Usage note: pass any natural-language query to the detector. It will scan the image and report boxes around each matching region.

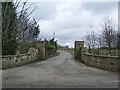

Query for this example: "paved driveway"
[2,50,118,88]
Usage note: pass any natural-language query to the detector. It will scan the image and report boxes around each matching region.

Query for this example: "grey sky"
[25,1,118,48]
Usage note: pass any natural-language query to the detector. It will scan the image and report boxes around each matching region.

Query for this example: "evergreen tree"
[2,2,18,55]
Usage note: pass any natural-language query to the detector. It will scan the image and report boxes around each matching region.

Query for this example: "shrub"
[17,42,30,54]
[47,44,54,49]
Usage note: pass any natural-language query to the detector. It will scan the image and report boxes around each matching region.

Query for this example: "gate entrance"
[74,41,84,59]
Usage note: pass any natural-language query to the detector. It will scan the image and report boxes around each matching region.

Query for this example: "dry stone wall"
[1,48,40,69]
[81,49,120,72]
[1,41,56,69]
[35,41,46,59]
[74,41,120,72]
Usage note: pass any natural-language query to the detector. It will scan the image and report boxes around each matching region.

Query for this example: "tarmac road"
[2,50,118,88]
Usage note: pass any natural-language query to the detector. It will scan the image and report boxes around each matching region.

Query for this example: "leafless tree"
[97,34,105,48]
[101,17,117,50]
[14,1,39,42]
[85,30,97,50]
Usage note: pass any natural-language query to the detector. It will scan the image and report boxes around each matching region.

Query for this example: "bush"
[16,42,30,54]
[47,44,54,49]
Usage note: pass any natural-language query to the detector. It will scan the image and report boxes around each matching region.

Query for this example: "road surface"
[2,50,118,88]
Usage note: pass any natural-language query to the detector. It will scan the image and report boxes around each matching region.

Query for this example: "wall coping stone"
[84,53,120,59]
[0,53,31,58]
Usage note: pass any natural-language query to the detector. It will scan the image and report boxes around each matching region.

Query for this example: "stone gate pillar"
[74,41,84,59]
[35,41,46,60]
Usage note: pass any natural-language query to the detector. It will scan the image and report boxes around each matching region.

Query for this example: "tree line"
[85,17,120,54]
[2,1,40,55]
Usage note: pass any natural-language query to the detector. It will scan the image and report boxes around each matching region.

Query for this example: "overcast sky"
[24,1,118,48]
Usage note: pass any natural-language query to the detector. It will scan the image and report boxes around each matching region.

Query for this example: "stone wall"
[1,41,57,69]
[74,41,120,72]
[81,49,120,72]
[1,41,47,69]
[1,48,40,69]
[35,41,46,60]
[74,41,84,59]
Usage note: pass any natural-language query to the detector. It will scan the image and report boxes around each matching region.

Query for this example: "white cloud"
[33,2,118,48]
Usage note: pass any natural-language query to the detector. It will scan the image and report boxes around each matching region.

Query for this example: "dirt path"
[2,50,118,88]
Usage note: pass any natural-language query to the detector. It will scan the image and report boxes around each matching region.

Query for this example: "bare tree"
[85,25,97,50]
[101,17,117,51]
[85,30,97,54]
[97,34,105,48]
[14,1,39,42]
[15,1,40,54]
